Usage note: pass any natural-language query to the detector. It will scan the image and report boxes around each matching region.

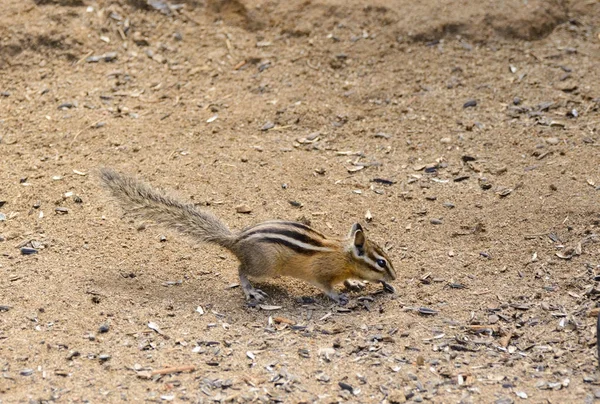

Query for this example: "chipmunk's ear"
[349,223,365,254]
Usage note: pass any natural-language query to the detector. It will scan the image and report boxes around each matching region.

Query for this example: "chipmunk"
[99,168,396,304]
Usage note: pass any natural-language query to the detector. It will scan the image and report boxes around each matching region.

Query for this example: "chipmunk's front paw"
[344,280,366,292]
[324,288,349,305]
[333,293,349,306]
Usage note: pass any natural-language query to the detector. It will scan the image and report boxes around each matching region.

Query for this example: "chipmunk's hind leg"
[238,266,269,302]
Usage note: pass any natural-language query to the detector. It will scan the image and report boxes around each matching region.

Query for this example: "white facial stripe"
[246,233,335,252]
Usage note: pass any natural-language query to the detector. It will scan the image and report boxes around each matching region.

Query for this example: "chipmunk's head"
[346,223,396,282]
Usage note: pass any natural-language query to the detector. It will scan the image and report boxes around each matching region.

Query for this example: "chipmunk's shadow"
[246,279,393,309]
[91,268,392,313]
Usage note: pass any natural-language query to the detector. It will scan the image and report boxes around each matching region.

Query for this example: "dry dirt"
[1,0,600,402]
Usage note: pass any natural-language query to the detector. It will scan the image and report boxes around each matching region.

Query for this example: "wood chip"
[273,316,296,325]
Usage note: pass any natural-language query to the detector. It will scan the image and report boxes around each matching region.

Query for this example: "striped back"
[237,221,335,255]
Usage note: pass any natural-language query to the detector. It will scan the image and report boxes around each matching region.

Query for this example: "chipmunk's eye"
[376,259,387,268]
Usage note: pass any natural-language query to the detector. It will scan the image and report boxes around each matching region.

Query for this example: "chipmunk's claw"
[245,288,269,302]
[239,272,268,302]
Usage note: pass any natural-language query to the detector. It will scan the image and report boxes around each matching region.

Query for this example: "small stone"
[338,381,354,394]
[102,52,118,62]
[546,137,560,145]
[261,121,275,131]
[98,323,110,333]
[20,247,38,255]
[430,218,443,225]
[388,391,407,404]
[20,369,34,376]
[235,204,252,214]
[66,350,80,360]
[58,102,76,110]
[463,99,477,108]
[515,391,528,399]
[316,373,330,382]
[98,353,111,361]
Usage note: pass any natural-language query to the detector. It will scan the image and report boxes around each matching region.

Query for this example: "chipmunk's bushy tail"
[99,168,235,248]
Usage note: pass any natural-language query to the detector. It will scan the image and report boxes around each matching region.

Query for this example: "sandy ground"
[1,0,600,402]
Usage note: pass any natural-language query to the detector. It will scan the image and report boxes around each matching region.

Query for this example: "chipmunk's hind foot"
[239,271,269,302]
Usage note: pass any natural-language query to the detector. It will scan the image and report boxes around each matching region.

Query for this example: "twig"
[151,365,196,375]
[466,324,499,334]
[69,120,103,147]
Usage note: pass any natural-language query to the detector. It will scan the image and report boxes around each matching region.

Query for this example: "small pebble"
[66,350,80,360]
[261,121,275,131]
[20,369,34,376]
[98,353,111,361]
[20,247,38,255]
[463,99,477,108]
[235,204,252,214]
[98,323,110,333]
